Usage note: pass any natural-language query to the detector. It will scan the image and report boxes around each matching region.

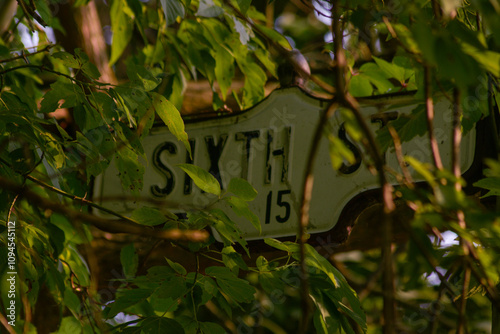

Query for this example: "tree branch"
[331,1,396,332]
[0,64,112,86]
[0,175,209,242]
[424,66,443,170]
[297,102,336,334]
[0,44,54,63]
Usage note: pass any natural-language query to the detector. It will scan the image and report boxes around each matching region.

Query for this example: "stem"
[297,102,336,334]
[0,175,209,242]
[332,1,396,332]
[0,312,16,334]
[452,88,462,182]
[0,64,112,86]
[452,88,470,334]
[0,44,54,63]
[387,125,414,187]
[424,66,444,170]
[458,263,471,334]
[0,156,142,225]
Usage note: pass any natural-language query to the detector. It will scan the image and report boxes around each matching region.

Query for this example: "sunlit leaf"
[149,92,191,156]
[177,164,221,196]
[110,0,134,65]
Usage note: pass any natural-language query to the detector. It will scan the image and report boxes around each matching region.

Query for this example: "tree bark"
[54,0,116,84]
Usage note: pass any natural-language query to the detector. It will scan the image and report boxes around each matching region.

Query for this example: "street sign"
[93,87,476,240]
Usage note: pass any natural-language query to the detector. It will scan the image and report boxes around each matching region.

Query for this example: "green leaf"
[306,251,365,330]
[166,258,187,275]
[327,134,356,170]
[141,316,185,334]
[197,0,224,17]
[349,75,373,97]
[177,164,221,196]
[107,289,153,318]
[255,24,292,51]
[41,78,79,113]
[52,51,80,68]
[311,296,341,334]
[230,16,250,45]
[53,316,82,334]
[149,92,191,156]
[199,322,226,334]
[131,207,168,226]
[221,245,248,274]
[405,156,437,187]
[254,48,277,78]
[147,266,176,280]
[161,0,185,26]
[359,62,395,93]
[375,104,427,152]
[150,296,178,313]
[213,47,234,100]
[75,49,101,80]
[223,196,261,233]
[473,177,500,198]
[126,62,162,91]
[110,0,135,65]
[227,178,257,201]
[372,56,406,82]
[121,243,138,278]
[210,208,249,254]
[236,53,267,108]
[113,121,144,157]
[114,146,145,196]
[151,276,188,312]
[205,266,256,304]
[264,238,300,253]
[156,275,187,299]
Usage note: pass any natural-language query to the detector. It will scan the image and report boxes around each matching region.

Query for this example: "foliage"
[0,0,500,333]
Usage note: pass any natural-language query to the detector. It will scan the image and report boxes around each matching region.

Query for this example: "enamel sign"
[93,88,476,240]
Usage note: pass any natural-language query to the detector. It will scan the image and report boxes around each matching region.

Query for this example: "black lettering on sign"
[265,126,292,184]
[151,142,176,197]
[183,139,196,195]
[338,123,362,174]
[235,130,260,180]
[205,134,228,189]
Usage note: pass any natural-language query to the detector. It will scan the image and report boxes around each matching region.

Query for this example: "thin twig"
[424,66,443,170]
[0,44,54,63]
[0,175,209,242]
[382,16,415,56]
[430,261,460,334]
[0,312,16,334]
[387,124,414,187]
[0,156,146,225]
[452,88,462,183]
[0,64,111,86]
[297,100,337,333]
[452,88,470,334]
[431,0,442,19]
[458,262,471,334]
[464,245,500,310]
[7,194,19,223]
[332,0,396,332]
[403,221,461,308]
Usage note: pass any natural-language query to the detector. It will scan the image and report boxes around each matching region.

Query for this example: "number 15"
[265,190,292,224]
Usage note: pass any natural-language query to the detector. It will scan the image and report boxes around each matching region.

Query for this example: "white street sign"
[94,87,476,240]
